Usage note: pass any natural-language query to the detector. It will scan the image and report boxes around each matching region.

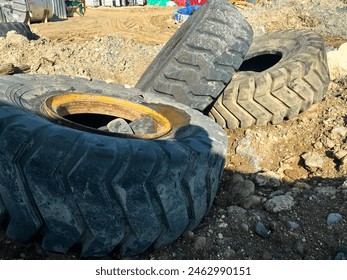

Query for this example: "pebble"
[314,186,337,197]
[254,171,282,187]
[223,248,236,259]
[182,230,195,240]
[286,221,300,230]
[294,240,305,255]
[254,221,270,239]
[193,236,207,250]
[327,213,342,225]
[227,180,255,204]
[269,190,285,198]
[264,195,295,213]
[241,223,249,232]
[240,195,263,209]
[331,126,347,138]
[293,182,312,189]
[218,233,224,239]
[302,152,324,171]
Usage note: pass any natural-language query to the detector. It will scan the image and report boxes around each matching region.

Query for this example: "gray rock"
[264,195,294,213]
[286,221,300,230]
[254,171,282,187]
[227,206,248,219]
[327,213,343,225]
[229,173,244,185]
[240,195,262,209]
[193,236,207,250]
[314,186,337,197]
[331,126,347,138]
[255,221,270,239]
[294,240,305,255]
[223,248,236,259]
[302,152,324,171]
[129,116,156,134]
[269,190,285,198]
[107,118,134,134]
[182,230,195,240]
[228,180,255,199]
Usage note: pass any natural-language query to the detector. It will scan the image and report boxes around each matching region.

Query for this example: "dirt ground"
[0,0,347,260]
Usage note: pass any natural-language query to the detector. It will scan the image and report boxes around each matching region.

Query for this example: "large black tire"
[0,22,33,39]
[209,29,330,129]
[136,0,253,111]
[0,74,227,257]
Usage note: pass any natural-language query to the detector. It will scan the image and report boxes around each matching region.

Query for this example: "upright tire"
[0,74,227,257]
[136,0,253,111]
[209,29,330,129]
[0,22,33,39]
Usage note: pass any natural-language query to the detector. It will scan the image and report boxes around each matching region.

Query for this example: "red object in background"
[174,0,208,7]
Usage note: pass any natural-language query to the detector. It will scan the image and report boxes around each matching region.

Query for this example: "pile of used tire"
[0,0,330,257]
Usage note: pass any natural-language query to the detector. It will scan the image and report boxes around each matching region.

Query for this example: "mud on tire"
[0,74,227,257]
[209,29,330,129]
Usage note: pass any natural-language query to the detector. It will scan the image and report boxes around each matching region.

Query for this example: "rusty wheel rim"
[43,93,172,139]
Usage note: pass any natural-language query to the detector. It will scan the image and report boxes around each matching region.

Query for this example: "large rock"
[265,195,295,213]
[327,42,347,80]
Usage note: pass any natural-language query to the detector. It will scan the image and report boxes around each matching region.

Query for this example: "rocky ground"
[0,0,347,260]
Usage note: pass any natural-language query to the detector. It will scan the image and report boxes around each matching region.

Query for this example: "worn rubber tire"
[0,74,227,257]
[209,29,330,129]
[136,0,253,111]
[0,22,33,39]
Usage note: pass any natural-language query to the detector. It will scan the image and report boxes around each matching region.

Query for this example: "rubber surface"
[0,22,33,39]
[209,29,330,129]
[136,0,253,111]
[0,74,227,257]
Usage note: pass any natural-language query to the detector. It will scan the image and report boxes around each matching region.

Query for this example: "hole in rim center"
[64,113,121,129]
[238,53,282,72]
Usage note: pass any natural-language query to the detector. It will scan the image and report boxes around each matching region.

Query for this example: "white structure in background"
[85,0,145,7]
[0,0,67,23]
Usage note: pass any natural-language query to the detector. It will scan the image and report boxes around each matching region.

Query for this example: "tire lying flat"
[0,22,33,39]
[0,74,227,257]
[136,0,253,111]
[209,29,330,129]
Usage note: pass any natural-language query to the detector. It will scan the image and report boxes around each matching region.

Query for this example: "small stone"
[193,236,207,250]
[254,221,270,239]
[327,213,343,225]
[254,171,282,187]
[331,126,347,138]
[229,173,244,185]
[227,179,255,204]
[269,190,285,198]
[227,206,247,218]
[313,141,323,150]
[335,150,347,160]
[107,118,134,134]
[314,186,337,197]
[262,251,272,260]
[241,223,249,232]
[294,240,305,255]
[293,182,312,189]
[302,152,324,171]
[286,221,300,230]
[182,230,195,240]
[223,248,236,259]
[264,195,294,213]
[129,116,156,134]
[240,195,262,209]
[218,233,224,239]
